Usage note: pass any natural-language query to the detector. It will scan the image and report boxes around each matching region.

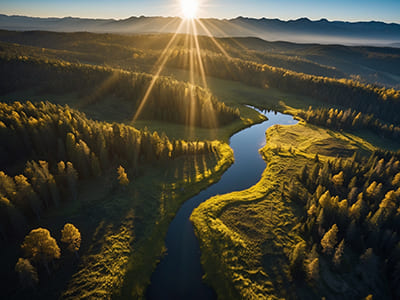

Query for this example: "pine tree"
[306,258,319,281]
[14,175,41,220]
[333,239,345,266]
[332,171,344,186]
[289,241,306,278]
[319,190,331,208]
[321,224,339,255]
[117,165,129,186]
[66,162,78,201]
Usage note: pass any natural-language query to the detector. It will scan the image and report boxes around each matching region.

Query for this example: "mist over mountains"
[0,14,400,47]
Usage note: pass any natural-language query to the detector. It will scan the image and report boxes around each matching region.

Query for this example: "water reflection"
[147,108,298,299]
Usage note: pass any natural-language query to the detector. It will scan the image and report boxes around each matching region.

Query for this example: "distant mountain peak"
[0,14,399,47]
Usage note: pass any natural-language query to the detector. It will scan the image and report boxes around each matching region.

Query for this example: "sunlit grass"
[191,122,381,299]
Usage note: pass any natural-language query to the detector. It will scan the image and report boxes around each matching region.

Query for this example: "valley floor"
[191,122,391,299]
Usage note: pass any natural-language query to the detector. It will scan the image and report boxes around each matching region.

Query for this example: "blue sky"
[1,0,399,23]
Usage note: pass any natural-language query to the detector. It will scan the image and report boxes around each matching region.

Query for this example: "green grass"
[343,129,400,152]
[190,122,385,299]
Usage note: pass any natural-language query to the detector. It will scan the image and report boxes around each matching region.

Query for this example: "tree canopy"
[61,223,81,254]
[21,228,60,273]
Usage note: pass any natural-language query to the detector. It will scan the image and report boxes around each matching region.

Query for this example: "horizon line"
[1,13,399,26]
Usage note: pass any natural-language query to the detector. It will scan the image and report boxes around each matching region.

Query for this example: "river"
[147,109,298,299]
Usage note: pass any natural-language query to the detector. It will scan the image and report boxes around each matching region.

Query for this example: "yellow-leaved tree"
[21,228,60,274]
[61,223,81,258]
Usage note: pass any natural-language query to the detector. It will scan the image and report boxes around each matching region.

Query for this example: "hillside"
[1,30,399,89]
[0,14,400,46]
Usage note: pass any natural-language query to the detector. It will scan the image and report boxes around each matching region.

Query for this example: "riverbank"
[191,122,379,299]
[146,110,297,299]
[110,142,234,299]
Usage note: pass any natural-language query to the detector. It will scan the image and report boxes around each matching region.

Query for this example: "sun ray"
[191,19,218,131]
[191,19,208,89]
[132,19,186,123]
[181,19,191,68]
[79,71,120,108]
[188,26,197,132]
[195,18,231,60]
[201,19,250,53]
[158,16,184,35]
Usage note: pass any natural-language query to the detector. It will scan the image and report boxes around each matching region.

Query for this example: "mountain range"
[0,14,399,47]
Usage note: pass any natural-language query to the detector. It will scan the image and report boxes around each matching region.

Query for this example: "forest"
[297,107,400,139]
[1,31,399,126]
[0,101,225,239]
[0,99,233,298]
[0,28,399,299]
[293,149,400,298]
[0,54,240,128]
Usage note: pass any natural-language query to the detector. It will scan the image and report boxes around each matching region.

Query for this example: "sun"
[180,0,198,19]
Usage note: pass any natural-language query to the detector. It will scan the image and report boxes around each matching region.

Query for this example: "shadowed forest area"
[0,28,399,299]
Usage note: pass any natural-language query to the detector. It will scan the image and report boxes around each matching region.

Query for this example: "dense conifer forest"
[297,107,400,139]
[0,55,240,128]
[0,101,224,239]
[292,150,400,298]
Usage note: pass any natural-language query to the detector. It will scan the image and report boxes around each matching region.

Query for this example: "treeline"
[163,48,344,79]
[3,34,400,126]
[1,30,399,125]
[165,51,400,125]
[241,51,345,78]
[0,31,356,79]
[0,54,240,128]
[0,101,222,239]
[297,107,400,139]
[288,151,400,297]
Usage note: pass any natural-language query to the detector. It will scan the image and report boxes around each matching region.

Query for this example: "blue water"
[146,109,298,299]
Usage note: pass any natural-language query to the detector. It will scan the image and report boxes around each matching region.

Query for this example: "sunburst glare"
[133,0,233,134]
[181,0,198,19]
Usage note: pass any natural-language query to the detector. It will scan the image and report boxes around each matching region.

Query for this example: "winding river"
[147,109,298,299]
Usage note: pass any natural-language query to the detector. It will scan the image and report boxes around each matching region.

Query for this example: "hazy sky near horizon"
[1,0,399,23]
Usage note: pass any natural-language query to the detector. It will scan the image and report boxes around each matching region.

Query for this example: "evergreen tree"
[117,165,129,186]
[289,241,306,278]
[332,171,344,187]
[333,239,345,266]
[306,258,319,281]
[321,224,339,255]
